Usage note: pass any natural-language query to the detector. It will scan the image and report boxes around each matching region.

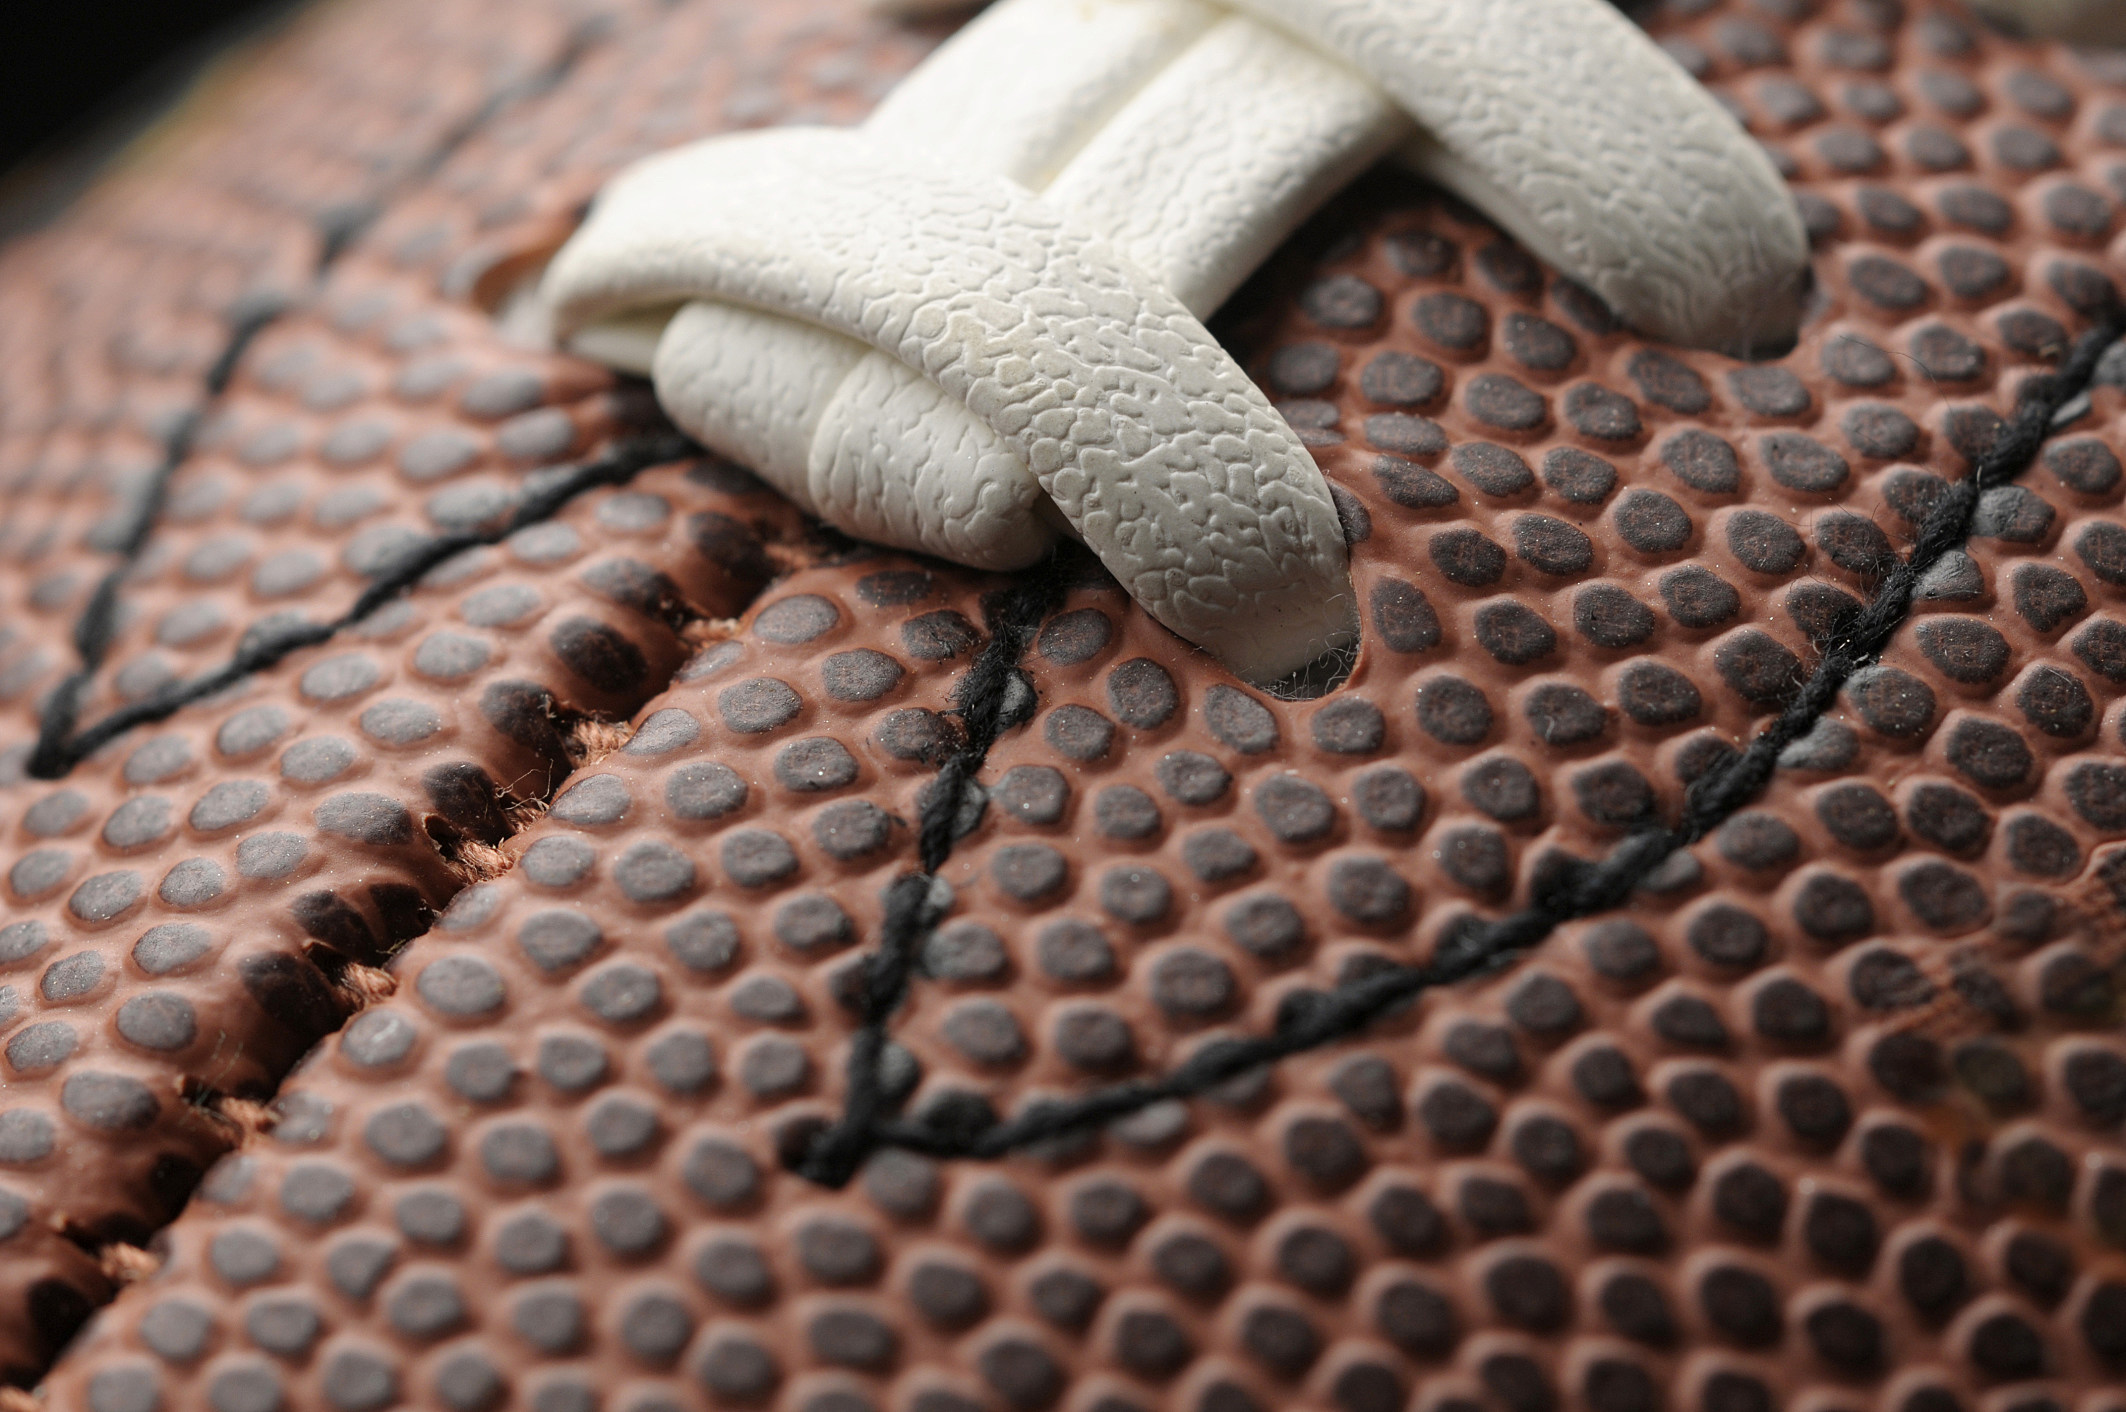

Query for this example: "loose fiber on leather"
[4,0,2126,1409]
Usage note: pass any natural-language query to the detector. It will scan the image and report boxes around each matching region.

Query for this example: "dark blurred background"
[0,0,291,226]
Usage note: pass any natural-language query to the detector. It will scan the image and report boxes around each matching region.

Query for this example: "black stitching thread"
[25,18,611,781]
[795,562,1071,1187]
[25,2,2120,1175]
[797,305,2126,1174]
[312,16,610,271]
[26,303,283,780]
[28,431,695,778]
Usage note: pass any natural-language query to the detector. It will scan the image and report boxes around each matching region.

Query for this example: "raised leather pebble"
[10,4,2126,1412]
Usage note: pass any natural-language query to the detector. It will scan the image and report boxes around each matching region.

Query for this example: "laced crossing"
[540,0,1807,684]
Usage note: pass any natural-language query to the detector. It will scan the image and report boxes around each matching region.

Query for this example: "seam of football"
[25,14,614,783]
[805,305,2126,1171]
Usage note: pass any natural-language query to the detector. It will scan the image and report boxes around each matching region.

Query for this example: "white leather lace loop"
[543,0,1813,683]
[873,0,1809,353]
[548,129,1355,682]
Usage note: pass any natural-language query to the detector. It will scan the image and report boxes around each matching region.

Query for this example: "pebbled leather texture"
[13,1,2126,1407]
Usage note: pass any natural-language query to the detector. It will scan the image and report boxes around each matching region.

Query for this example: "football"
[3,2,2126,1411]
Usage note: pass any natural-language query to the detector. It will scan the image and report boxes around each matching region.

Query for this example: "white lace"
[541,0,1808,684]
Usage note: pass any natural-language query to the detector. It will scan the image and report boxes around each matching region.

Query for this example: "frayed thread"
[566,717,636,765]
[210,1097,277,1143]
[443,839,514,885]
[334,964,399,1008]
[97,1245,158,1287]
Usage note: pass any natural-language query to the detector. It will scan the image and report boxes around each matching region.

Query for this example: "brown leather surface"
[0,0,918,1379]
[3,0,2126,1408]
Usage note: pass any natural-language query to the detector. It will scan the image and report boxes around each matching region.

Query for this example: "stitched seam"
[24,17,610,781]
[31,431,696,776]
[26,306,281,780]
[796,305,2126,1174]
[795,562,1071,1187]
